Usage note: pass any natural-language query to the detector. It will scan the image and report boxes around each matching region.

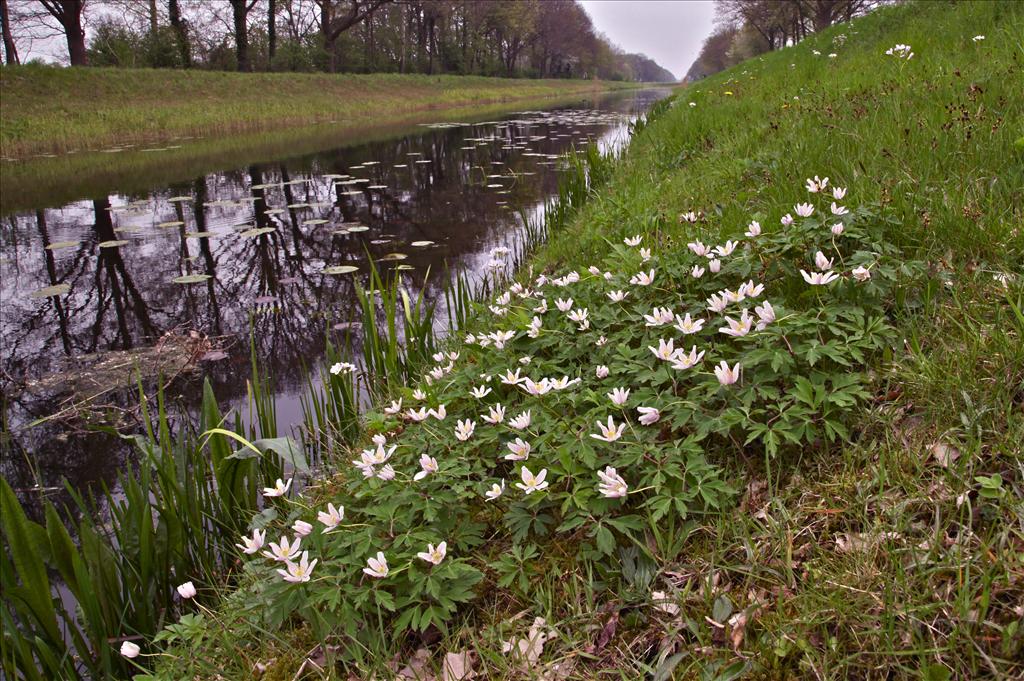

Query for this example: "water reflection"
[0,89,670,511]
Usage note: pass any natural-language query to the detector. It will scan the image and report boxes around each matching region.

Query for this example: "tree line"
[686,0,887,81]
[0,0,676,82]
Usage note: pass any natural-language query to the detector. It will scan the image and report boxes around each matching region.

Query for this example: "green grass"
[13,1,1023,679]
[0,65,640,160]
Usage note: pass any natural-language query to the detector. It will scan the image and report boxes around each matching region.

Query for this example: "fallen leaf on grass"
[651,590,680,616]
[501,617,551,669]
[442,651,476,681]
[835,531,901,553]
[928,442,960,468]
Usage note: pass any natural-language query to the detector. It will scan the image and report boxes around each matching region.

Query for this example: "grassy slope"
[0,66,638,159]
[155,2,1022,679]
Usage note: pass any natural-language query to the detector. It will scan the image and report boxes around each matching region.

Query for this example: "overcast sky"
[579,0,716,81]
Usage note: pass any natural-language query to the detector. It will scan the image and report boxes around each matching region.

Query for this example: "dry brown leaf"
[728,610,753,652]
[398,648,434,680]
[442,651,476,681]
[929,442,960,468]
[501,617,551,669]
[836,531,900,553]
[651,590,680,616]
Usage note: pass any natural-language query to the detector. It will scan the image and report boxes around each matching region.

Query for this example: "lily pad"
[158,221,185,228]
[46,240,81,250]
[411,240,435,247]
[303,219,329,226]
[185,231,216,239]
[113,225,144,233]
[168,196,192,202]
[263,208,285,215]
[380,252,408,261]
[347,226,369,233]
[324,265,359,275]
[30,284,70,299]
[98,240,129,248]
[395,264,415,271]
[172,274,211,284]
[239,227,276,238]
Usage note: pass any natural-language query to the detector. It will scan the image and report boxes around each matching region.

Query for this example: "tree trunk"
[268,0,277,65]
[148,0,158,33]
[63,0,88,66]
[0,0,19,64]
[230,0,251,72]
[167,0,191,67]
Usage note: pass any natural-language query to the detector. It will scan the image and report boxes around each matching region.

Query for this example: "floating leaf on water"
[287,203,309,209]
[282,180,306,186]
[347,226,369,232]
[393,164,408,168]
[185,231,216,239]
[167,196,192,202]
[395,264,415,271]
[45,240,80,250]
[113,225,144,233]
[367,185,388,190]
[323,174,345,179]
[239,227,276,238]
[158,221,185,228]
[30,283,70,299]
[332,228,350,235]
[338,191,362,196]
[380,252,408,261]
[98,240,129,248]
[172,273,211,284]
[303,219,328,226]
[411,240,435,247]
[263,208,285,215]
[324,265,359,275]
[336,179,359,185]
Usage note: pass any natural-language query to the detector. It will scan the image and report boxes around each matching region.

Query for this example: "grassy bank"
[5,1,1022,679]
[0,66,640,160]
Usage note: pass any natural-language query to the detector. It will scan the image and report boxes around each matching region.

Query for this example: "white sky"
[580,0,716,81]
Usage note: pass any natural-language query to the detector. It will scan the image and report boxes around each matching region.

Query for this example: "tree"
[229,0,258,71]
[1,0,19,64]
[39,0,89,65]
[314,0,389,72]
[167,0,191,67]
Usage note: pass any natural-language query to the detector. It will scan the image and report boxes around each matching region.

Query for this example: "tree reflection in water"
[0,90,669,516]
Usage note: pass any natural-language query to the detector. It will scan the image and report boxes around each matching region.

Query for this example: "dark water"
[0,87,670,506]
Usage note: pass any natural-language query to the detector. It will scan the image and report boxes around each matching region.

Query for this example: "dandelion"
[719,309,755,337]
[649,338,676,361]
[482,403,506,424]
[471,385,492,399]
[292,520,313,537]
[624,235,642,246]
[852,265,872,282]
[596,365,609,379]
[630,270,656,286]
[485,480,506,501]
[414,454,439,481]
[555,298,574,312]
[781,214,794,227]
[177,581,197,599]
[236,528,267,555]
[608,387,630,406]
[363,552,389,578]
[417,542,447,566]
[670,345,705,370]
[745,221,761,237]
[262,535,301,562]
[831,223,845,236]
[262,478,291,498]
[815,251,835,270]
[754,301,776,330]
[607,290,628,302]
[708,258,722,273]
[691,265,705,278]
[644,306,674,326]
[675,313,705,335]
[687,240,709,256]
[637,406,661,426]
[830,202,848,216]
[277,551,317,583]
[591,416,626,442]
[795,203,814,217]
[800,269,841,285]
[516,466,549,494]
[317,503,344,530]
[509,410,532,430]
[455,419,476,442]
[120,642,141,659]
[505,438,532,461]
[597,467,628,498]
[714,361,742,386]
